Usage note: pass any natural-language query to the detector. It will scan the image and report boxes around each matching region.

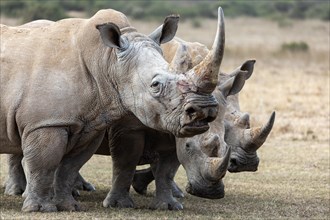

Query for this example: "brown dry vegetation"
[0,14,329,219]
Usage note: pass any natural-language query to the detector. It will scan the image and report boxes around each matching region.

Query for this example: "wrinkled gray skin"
[5,8,275,206]
[98,8,226,210]
[131,46,275,196]
[0,8,221,212]
[223,70,276,173]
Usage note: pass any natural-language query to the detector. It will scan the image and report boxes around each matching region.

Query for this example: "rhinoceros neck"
[74,14,135,123]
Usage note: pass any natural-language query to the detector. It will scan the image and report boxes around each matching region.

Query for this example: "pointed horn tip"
[268,111,276,127]
[218,7,224,16]
[223,145,231,159]
[271,111,276,119]
[257,111,276,138]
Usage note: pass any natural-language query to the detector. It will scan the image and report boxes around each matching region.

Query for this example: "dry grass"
[1,15,329,219]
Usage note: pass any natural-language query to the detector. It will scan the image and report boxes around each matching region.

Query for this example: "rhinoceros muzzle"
[180,94,219,137]
[185,181,225,199]
[227,156,259,173]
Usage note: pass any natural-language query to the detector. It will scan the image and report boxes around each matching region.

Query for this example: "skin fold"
[0,8,222,212]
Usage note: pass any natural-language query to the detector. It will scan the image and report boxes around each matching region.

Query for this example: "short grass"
[1,14,329,220]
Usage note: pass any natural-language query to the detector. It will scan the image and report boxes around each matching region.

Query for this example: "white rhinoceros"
[131,41,275,197]
[1,7,224,212]
[4,7,275,209]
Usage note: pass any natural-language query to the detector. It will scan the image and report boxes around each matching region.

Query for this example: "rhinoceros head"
[175,70,247,199]
[223,61,276,172]
[225,110,275,172]
[95,7,226,137]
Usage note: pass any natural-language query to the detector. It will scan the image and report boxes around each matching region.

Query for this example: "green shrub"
[281,41,309,52]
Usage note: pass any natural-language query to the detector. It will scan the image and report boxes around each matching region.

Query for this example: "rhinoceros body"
[131,39,275,197]
[4,7,275,208]
[0,8,223,212]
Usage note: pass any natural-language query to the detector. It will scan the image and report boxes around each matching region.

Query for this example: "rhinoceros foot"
[74,174,96,192]
[22,196,57,212]
[54,195,82,211]
[72,175,96,198]
[4,181,25,196]
[171,182,184,198]
[103,193,134,208]
[149,197,183,211]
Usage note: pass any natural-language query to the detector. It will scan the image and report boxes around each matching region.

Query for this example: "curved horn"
[203,145,231,182]
[187,7,225,94]
[243,111,276,151]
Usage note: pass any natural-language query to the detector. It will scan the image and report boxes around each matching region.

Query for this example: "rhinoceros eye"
[151,81,160,88]
[150,78,163,96]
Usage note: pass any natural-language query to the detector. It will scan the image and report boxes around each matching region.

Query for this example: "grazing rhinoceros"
[131,40,275,196]
[0,7,223,212]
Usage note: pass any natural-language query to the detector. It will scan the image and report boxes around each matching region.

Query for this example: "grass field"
[0,13,329,219]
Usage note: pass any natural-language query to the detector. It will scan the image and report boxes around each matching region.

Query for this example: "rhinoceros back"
[0,9,133,154]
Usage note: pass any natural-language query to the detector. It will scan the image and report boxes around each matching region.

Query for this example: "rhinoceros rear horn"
[203,145,231,182]
[186,7,225,94]
[243,111,276,151]
[96,22,123,49]
[170,42,192,74]
[149,15,180,45]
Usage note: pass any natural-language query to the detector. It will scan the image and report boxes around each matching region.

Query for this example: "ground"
[0,14,329,219]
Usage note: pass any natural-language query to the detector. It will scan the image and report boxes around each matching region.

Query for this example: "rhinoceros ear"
[96,22,123,49]
[149,15,179,45]
[229,60,256,80]
[240,60,255,79]
[219,71,246,98]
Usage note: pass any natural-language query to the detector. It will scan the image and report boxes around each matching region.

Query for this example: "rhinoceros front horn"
[203,145,231,182]
[187,7,225,94]
[243,111,276,151]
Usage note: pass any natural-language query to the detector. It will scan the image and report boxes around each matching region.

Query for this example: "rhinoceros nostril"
[185,107,196,116]
[230,158,237,166]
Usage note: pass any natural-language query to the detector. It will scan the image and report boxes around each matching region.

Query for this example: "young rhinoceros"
[0,8,222,212]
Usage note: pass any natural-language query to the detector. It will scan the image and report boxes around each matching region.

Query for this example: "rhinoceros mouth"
[227,164,258,173]
[185,182,224,199]
[227,157,259,173]
[181,119,210,136]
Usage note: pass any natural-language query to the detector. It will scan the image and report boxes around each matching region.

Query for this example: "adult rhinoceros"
[3,7,229,211]
[0,7,223,212]
[131,40,275,197]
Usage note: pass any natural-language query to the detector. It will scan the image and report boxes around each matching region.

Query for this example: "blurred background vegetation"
[0,0,329,23]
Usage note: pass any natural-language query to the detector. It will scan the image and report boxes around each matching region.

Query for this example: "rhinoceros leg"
[170,177,184,198]
[132,167,154,195]
[133,166,184,198]
[149,152,183,210]
[4,154,26,196]
[72,173,96,197]
[21,128,67,212]
[103,131,144,209]
[52,131,105,211]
